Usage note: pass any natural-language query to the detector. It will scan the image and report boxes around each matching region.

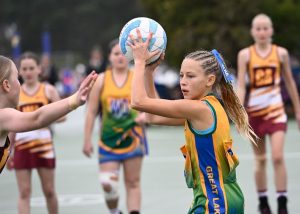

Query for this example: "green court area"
[1,108,300,213]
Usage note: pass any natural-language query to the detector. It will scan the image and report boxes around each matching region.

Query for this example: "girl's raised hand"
[145,52,165,73]
[128,29,160,64]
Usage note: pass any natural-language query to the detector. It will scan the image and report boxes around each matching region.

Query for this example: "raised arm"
[143,57,184,126]
[0,72,97,133]
[130,31,211,129]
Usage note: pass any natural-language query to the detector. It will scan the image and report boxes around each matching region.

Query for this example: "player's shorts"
[13,129,55,169]
[14,146,55,169]
[249,115,287,138]
[98,126,148,164]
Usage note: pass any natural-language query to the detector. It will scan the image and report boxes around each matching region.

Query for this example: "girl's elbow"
[130,100,143,111]
[130,101,140,110]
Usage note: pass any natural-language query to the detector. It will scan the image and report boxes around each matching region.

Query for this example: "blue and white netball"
[119,17,167,64]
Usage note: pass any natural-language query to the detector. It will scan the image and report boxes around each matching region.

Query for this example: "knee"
[43,187,56,199]
[272,154,284,166]
[19,187,31,199]
[99,171,119,201]
[255,155,267,168]
[125,176,140,190]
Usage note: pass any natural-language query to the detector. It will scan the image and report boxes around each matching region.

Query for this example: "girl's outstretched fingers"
[129,34,136,47]
[69,71,98,110]
[81,71,97,90]
[80,71,98,102]
[145,31,153,45]
[136,28,143,43]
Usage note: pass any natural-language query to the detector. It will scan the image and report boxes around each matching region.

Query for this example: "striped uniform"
[13,84,55,169]
[0,137,10,173]
[98,70,148,163]
[181,95,244,214]
[246,45,287,137]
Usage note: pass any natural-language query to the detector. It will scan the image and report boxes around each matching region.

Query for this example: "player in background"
[0,55,97,174]
[6,52,66,214]
[83,39,148,214]
[237,13,300,214]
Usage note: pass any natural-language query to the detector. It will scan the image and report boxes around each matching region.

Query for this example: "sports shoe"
[278,196,288,214]
[129,211,140,214]
[258,196,272,214]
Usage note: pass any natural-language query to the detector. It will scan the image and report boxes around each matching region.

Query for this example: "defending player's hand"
[69,71,98,110]
[134,112,147,125]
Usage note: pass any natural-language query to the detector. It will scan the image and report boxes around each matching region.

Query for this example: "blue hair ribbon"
[211,49,234,84]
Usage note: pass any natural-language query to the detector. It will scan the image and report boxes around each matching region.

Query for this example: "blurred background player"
[83,39,148,214]
[85,45,107,76]
[237,13,300,214]
[6,52,65,214]
[0,53,97,173]
[40,53,59,86]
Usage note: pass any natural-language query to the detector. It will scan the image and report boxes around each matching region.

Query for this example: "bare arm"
[236,48,249,105]
[144,59,184,126]
[83,73,104,157]
[279,47,300,129]
[0,72,97,133]
[130,31,212,130]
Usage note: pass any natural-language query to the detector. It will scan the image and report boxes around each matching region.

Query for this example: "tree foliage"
[140,0,300,68]
[0,0,143,58]
[1,0,300,69]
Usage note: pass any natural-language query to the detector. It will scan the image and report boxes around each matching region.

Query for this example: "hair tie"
[211,49,234,85]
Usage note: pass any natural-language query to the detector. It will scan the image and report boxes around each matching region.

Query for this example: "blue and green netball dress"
[181,95,244,214]
[98,69,148,163]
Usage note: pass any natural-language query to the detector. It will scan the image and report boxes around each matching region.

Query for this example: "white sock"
[258,190,268,197]
[277,191,287,198]
[109,208,120,214]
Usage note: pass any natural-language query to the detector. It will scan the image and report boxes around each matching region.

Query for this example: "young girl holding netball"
[129,30,257,214]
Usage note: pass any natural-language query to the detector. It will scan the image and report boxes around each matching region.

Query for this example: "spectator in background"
[85,46,107,75]
[62,68,75,97]
[153,63,181,100]
[40,54,59,86]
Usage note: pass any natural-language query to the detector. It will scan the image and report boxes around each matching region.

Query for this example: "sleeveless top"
[247,45,287,122]
[182,95,242,213]
[14,84,54,159]
[0,137,10,173]
[100,70,139,148]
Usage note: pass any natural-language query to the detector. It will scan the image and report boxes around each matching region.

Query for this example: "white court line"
[31,194,105,207]
[58,152,300,166]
